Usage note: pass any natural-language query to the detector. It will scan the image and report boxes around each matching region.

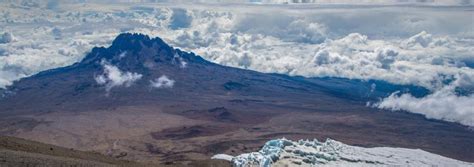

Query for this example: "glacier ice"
[212,138,473,167]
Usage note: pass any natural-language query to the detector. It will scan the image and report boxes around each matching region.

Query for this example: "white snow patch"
[211,154,234,161]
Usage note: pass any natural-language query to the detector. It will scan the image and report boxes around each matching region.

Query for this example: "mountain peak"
[79,33,208,68]
[109,33,171,52]
[28,33,212,80]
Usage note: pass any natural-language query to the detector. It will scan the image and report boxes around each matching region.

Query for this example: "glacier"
[212,138,473,167]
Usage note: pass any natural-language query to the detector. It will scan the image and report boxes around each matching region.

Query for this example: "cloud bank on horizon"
[6,0,472,6]
[0,0,473,126]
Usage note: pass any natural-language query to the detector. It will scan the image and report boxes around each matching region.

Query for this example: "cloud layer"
[376,87,474,127]
[375,73,474,126]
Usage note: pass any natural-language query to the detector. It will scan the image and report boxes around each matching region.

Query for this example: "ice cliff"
[212,138,472,167]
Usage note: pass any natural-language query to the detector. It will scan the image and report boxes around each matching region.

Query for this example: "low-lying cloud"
[95,61,143,93]
[374,72,474,126]
[375,86,474,127]
[150,75,175,89]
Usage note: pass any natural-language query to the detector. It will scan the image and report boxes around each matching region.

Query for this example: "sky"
[0,0,473,126]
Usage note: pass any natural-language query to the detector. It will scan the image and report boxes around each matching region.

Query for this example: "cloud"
[0,32,16,44]
[312,50,343,66]
[173,52,187,68]
[375,48,398,69]
[150,75,175,89]
[118,51,127,59]
[10,0,470,6]
[375,86,474,127]
[184,30,472,91]
[374,72,474,126]
[234,16,327,44]
[0,25,118,89]
[169,8,193,30]
[402,31,453,48]
[245,0,473,5]
[95,61,143,93]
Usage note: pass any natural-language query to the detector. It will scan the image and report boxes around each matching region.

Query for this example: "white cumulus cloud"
[95,61,143,93]
[150,75,175,89]
[374,72,474,126]
[375,87,474,127]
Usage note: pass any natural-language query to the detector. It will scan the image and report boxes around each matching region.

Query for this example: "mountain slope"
[0,135,145,166]
[0,33,348,113]
[0,135,231,167]
[0,33,472,164]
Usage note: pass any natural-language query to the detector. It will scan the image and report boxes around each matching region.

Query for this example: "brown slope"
[0,135,145,166]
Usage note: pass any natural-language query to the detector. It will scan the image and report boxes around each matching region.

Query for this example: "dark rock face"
[223,81,248,91]
[78,33,208,70]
